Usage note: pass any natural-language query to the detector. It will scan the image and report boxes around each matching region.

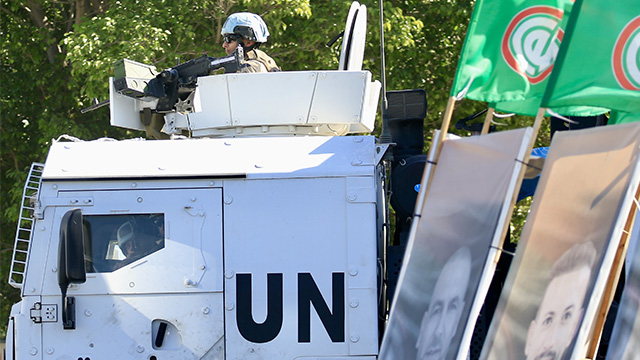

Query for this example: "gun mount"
[113,48,244,113]
[109,64,380,138]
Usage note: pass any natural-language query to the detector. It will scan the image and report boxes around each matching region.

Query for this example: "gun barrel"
[81,99,110,114]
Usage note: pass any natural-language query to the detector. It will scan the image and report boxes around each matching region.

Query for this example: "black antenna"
[378,0,392,144]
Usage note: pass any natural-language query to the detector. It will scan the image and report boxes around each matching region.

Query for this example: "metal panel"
[188,74,233,129]
[26,187,226,359]
[40,293,224,359]
[223,176,378,359]
[12,298,43,360]
[226,72,317,126]
[41,136,377,180]
[309,71,368,126]
[346,176,379,355]
[40,188,223,297]
[109,77,157,131]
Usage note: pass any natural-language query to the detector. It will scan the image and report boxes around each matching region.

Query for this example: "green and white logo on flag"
[542,0,640,113]
[502,6,564,84]
[450,0,604,116]
[612,16,640,91]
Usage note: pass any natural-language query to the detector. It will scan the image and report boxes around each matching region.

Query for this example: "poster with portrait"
[379,127,533,360]
[606,208,640,360]
[481,122,640,360]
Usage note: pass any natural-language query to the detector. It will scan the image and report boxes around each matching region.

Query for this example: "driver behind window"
[116,216,163,266]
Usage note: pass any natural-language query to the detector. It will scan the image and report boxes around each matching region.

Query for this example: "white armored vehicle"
[5,3,430,359]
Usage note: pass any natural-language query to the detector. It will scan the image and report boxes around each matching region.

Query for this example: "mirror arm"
[61,289,76,330]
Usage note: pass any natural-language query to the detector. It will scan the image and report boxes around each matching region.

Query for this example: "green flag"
[610,111,640,125]
[451,0,607,116]
[541,0,640,113]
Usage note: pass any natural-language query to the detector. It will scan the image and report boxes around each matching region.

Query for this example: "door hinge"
[30,302,58,324]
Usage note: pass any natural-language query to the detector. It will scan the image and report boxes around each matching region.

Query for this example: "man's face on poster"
[525,266,591,360]
[416,250,471,360]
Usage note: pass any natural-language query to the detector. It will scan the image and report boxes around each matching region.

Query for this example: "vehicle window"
[83,214,165,272]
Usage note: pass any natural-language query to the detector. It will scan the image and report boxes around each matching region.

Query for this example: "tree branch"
[75,0,85,24]
[24,0,61,64]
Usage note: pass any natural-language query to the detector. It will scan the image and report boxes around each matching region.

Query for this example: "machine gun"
[113,47,244,112]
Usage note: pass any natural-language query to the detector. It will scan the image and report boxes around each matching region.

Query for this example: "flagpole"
[437,96,456,145]
[481,107,494,135]
[496,107,545,250]
[418,96,456,198]
[433,96,456,159]
[528,108,545,155]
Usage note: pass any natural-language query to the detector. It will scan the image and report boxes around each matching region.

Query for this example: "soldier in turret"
[221,12,281,73]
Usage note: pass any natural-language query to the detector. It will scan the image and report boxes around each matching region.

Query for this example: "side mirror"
[58,208,86,329]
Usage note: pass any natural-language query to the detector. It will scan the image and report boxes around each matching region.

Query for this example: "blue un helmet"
[221,12,270,43]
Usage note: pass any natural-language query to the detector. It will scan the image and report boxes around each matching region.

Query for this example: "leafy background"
[0,0,549,338]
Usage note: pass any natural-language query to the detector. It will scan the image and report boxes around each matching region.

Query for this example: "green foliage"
[0,0,550,340]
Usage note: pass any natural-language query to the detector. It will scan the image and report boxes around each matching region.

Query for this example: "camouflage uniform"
[238,49,281,73]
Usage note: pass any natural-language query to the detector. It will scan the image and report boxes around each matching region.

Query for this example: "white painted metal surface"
[223,176,379,359]
[110,71,380,137]
[8,133,383,359]
[109,77,157,132]
[41,135,379,180]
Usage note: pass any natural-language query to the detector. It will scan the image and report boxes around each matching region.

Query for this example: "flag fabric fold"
[610,111,640,125]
